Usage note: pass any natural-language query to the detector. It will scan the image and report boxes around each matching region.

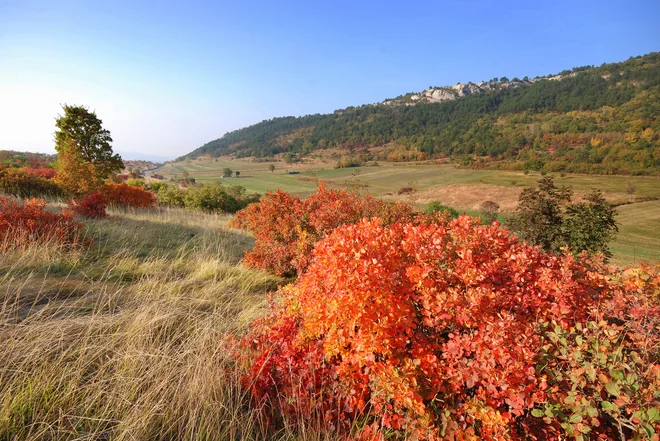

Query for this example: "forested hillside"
[181,53,660,175]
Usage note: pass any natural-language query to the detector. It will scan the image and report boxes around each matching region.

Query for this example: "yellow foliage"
[55,146,104,197]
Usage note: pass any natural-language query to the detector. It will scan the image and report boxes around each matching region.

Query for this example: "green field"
[159,158,660,266]
[161,159,660,198]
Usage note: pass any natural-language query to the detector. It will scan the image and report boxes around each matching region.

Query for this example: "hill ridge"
[179,52,660,175]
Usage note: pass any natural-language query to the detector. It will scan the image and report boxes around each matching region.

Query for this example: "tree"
[268,164,276,173]
[54,105,123,196]
[508,176,618,260]
[480,200,500,224]
[508,176,572,252]
[562,190,618,259]
[222,167,233,177]
[235,171,240,177]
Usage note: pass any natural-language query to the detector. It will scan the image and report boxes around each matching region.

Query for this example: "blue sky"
[1,0,658,160]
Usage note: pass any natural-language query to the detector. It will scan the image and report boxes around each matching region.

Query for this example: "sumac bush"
[22,167,57,179]
[0,196,85,249]
[67,192,107,219]
[101,183,156,208]
[238,217,660,440]
[231,183,415,277]
[0,168,62,198]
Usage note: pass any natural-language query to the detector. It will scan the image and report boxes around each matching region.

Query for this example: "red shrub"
[0,168,62,198]
[0,196,86,249]
[101,183,156,208]
[68,192,107,219]
[22,167,57,179]
[231,183,415,277]
[239,217,660,440]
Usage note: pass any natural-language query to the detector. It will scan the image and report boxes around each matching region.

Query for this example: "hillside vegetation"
[180,53,660,175]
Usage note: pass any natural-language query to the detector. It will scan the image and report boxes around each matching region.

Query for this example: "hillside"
[180,53,660,175]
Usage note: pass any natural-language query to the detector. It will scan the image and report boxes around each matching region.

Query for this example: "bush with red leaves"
[22,167,57,179]
[68,192,108,219]
[0,196,86,249]
[231,183,415,277]
[101,183,156,208]
[0,168,62,198]
[238,217,660,441]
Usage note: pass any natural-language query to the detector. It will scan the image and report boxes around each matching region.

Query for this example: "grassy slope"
[161,159,660,199]
[160,158,660,266]
[609,200,660,266]
[0,207,287,441]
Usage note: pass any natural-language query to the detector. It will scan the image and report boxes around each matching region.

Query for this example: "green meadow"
[158,158,660,267]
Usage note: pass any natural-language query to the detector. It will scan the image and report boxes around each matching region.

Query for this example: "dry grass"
[383,184,524,211]
[0,206,338,441]
[384,183,632,212]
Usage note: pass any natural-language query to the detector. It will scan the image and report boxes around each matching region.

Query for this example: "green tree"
[268,164,276,173]
[508,176,572,252]
[54,105,123,195]
[222,167,233,177]
[508,177,617,260]
[562,190,618,259]
[235,170,240,177]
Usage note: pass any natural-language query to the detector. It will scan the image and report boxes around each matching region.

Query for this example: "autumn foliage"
[238,217,660,440]
[0,196,85,249]
[231,183,415,277]
[68,192,108,219]
[101,183,156,208]
[21,167,57,179]
[0,167,62,198]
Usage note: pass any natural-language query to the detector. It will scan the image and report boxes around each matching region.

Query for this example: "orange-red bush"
[231,183,415,277]
[0,168,62,198]
[101,183,156,208]
[0,196,85,249]
[22,167,57,179]
[239,217,660,440]
[68,192,108,219]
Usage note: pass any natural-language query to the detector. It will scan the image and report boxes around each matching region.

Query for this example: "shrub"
[423,200,459,218]
[101,183,156,208]
[22,167,57,179]
[231,183,414,277]
[125,178,145,188]
[0,196,85,249]
[239,217,660,440]
[396,186,415,195]
[156,184,186,207]
[183,183,255,213]
[0,168,63,198]
[147,181,166,193]
[480,200,500,224]
[67,192,107,219]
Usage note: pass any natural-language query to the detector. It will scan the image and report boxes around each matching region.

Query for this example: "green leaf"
[531,409,544,418]
[641,422,655,438]
[569,414,583,423]
[605,382,620,397]
[609,369,624,380]
[647,407,660,422]
[601,401,617,411]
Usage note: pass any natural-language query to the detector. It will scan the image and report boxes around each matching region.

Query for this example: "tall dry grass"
[0,206,333,440]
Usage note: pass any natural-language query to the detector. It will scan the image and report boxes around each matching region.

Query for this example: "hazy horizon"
[1,0,658,159]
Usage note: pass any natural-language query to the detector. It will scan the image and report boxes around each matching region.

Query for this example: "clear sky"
[1,0,658,160]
